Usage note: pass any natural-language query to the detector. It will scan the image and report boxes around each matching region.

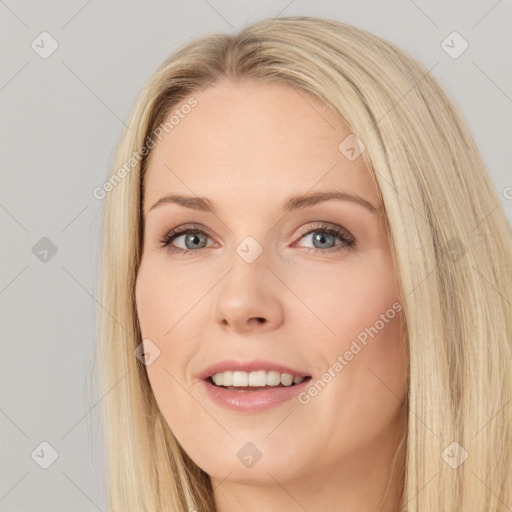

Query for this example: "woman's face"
[135,78,407,489]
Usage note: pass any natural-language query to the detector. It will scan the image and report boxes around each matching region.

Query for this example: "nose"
[212,249,285,334]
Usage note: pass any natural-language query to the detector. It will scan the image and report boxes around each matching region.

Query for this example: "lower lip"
[201,378,312,412]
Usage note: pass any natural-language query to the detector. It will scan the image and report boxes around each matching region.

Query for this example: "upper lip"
[198,359,312,380]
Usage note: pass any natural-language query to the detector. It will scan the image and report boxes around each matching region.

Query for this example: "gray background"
[1,1,511,510]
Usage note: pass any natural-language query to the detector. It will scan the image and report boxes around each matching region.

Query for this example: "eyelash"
[159,222,356,256]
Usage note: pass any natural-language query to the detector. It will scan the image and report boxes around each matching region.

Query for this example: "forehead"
[142,79,379,216]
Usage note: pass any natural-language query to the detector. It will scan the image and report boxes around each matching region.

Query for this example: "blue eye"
[295,224,356,254]
[160,226,212,255]
[159,222,356,256]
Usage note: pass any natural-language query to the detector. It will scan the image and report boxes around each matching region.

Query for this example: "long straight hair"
[93,15,512,511]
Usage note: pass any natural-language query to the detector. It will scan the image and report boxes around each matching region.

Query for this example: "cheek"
[134,265,218,463]
[135,262,180,389]
[300,305,406,458]
[284,248,400,347]
[135,257,200,338]
[135,264,196,432]
[293,250,407,419]
[135,260,164,337]
[135,258,207,392]
[337,266,401,351]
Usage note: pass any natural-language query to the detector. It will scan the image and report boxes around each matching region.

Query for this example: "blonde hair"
[93,15,512,511]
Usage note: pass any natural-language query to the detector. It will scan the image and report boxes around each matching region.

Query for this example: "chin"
[183,435,313,487]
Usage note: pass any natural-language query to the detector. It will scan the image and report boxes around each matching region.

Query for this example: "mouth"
[198,360,314,411]
[206,370,312,392]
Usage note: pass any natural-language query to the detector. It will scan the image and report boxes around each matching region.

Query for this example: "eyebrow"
[147,190,378,216]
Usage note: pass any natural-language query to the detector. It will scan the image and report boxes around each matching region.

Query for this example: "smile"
[209,370,309,389]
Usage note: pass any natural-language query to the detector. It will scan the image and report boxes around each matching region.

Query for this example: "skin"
[135,78,408,512]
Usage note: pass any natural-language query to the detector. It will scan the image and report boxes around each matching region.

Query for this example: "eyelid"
[294,221,352,239]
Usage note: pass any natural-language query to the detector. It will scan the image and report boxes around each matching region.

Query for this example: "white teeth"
[210,370,307,388]
[266,371,281,386]
[232,371,248,386]
[222,371,233,386]
[281,373,294,386]
[249,370,267,386]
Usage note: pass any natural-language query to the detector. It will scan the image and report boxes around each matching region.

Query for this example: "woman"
[96,15,512,511]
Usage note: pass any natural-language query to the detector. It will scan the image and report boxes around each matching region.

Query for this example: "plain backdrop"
[1,1,511,510]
